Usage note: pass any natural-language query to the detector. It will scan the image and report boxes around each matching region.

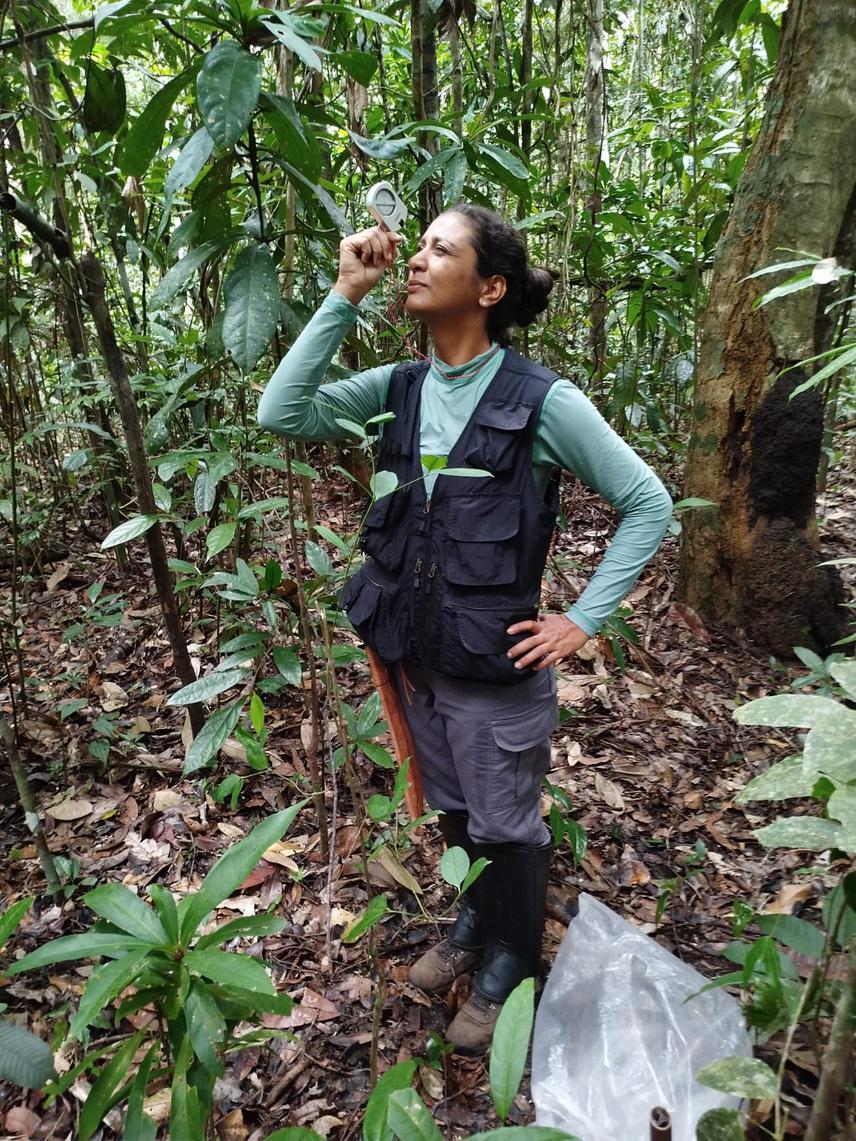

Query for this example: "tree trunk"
[585,0,607,389]
[679,0,856,655]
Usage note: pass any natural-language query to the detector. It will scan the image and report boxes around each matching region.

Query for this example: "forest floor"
[1,448,854,1141]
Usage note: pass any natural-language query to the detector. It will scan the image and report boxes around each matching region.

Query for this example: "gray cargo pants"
[394,662,558,845]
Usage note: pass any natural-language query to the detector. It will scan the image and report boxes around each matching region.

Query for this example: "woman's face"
[404,212,503,324]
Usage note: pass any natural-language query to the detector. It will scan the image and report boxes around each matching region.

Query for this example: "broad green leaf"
[278,156,351,233]
[260,93,322,181]
[754,816,843,852]
[467,1131,581,1141]
[461,855,490,894]
[334,416,368,440]
[439,846,470,890]
[194,913,286,951]
[342,894,388,944]
[185,948,276,993]
[265,1131,325,1141]
[695,1109,745,1141]
[443,149,468,205]
[736,755,816,802]
[83,63,126,134]
[490,977,535,1120]
[237,496,292,520]
[150,240,222,308]
[755,271,814,307]
[179,803,304,941]
[184,699,244,773]
[70,949,151,1039]
[164,127,214,204]
[194,472,216,514]
[84,884,167,944]
[696,1056,777,1100]
[148,884,180,946]
[7,933,145,975]
[476,142,529,180]
[118,69,195,176]
[197,41,262,149]
[348,130,414,159]
[170,1035,205,1141]
[371,470,399,499]
[185,981,226,1070]
[100,514,158,550]
[250,692,265,734]
[823,874,856,949]
[0,896,33,947]
[363,1058,419,1141]
[78,1031,145,1141]
[734,694,842,728]
[362,741,395,769]
[744,258,817,280]
[272,647,302,687]
[830,660,856,699]
[803,712,856,782]
[223,244,281,373]
[305,540,334,578]
[357,691,383,737]
[755,914,825,960]
[166,668,248,707]
[828,786,856,851]
[206,522,236,560]
[260,15,324,69]
[124,1042,158,1141]
[386,1088,444,1141]
[404,147,460,196]
[209,983,294,1016]
[332,49,378,85]
[0,1021,56,1089]
[436,467,493,478]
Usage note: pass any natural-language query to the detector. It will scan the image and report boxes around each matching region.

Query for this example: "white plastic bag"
[531,893,752,1141]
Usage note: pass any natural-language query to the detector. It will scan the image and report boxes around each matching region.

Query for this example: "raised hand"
[333,225,402,305]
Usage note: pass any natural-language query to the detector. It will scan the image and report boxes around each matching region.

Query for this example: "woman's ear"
[479,274,506,309]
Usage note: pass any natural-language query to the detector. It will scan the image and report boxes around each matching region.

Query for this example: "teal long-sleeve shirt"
[257,290,673,636]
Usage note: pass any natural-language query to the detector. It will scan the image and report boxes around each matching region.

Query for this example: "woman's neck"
[428,317,492,366]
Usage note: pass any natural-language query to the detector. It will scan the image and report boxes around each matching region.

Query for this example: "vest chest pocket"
[464,401,533,474]
[446,495,520,586]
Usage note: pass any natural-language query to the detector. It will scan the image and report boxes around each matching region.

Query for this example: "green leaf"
[490,977,534,1120]
[264,1131,326,1141]
[166,669,248,707]
[250,692,265,734]
[0,896,33,948]
[260,15,324,70]
[223,244,281,373]
[467,1131,581,1141]
[695,1108,745,1141]
[150,240,222,308]
[194,472,217,514]
[197,41,262,150]
[83,63,126,134]
[755,271,814,307]
[118,69,195,176]
[208,983,294,1017]
[736,755,816,803]
[78,1031,145,1141]
[178,803,304,941]
[804,711,856,782]
[148,884,180,946]
[260,93,322,182]
[185,948,276,993]
[124,1042,158,1141]
[100,514,159,550]
[305,540,334,578]
[334,416,368,440]
[439,846,470,890]
[828,786,856,850]
[278,156,351,232]
[404,147,460,197]
[170,1035,205,1141]
[272,647,303,687]
[206,522,236,561]
[363,1058,419,1141]
[696,1056,777,1100]
[361,741,395,769]
[194,913,286,951]
[185,981,226,1070]
[461,855,490,894]
[831,661,856,700]
[348,130,414,159]
[386,1088,444,1141]
[0,1021,56,1088]
[342,894,388,943]
[371,470,399,499]
[7,933,145,975]
[754,816,843,852]
[734,694,842,728]
[70,949,151,1039]
[823,874,856,949]
[184,699,244,773]
[164,127,215,204]
[332,49,378,85]
[756,914,826,959]
[476,142,529,180]
[435,467,493,479]
[82,886,165,946]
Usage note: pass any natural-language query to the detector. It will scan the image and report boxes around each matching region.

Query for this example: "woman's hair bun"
[517,267,556,327]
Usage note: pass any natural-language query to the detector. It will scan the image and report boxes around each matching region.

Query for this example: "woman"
[258,205,672,1053]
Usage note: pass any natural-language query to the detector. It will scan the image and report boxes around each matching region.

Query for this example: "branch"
[0,18,94,53]
[0,192,72,258]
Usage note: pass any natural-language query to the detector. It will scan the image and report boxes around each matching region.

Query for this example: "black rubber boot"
[408,811,484,994]
[445,839,552,1054]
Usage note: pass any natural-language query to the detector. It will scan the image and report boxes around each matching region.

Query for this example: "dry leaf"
[45,562,71,593]
[219,1107,249,1141]
[47,797,93,821]
[594,773,625,811]
[260,841,300,873]
[152,789,183,812]
[371,847,422,894]
[4,1106,41,1136]
[764,882,813,915]
[618,845,651,887]
[97,681,129,711]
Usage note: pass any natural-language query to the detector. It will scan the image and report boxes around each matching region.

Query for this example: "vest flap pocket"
[474,401,533,431]
[340,572,382,626]
[448,495,519,541]
[454,607,513,654]
[364,492,395,530]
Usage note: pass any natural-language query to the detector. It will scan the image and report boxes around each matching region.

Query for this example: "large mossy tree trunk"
[679,0,856,655]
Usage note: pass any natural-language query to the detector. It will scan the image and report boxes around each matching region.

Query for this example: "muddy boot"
[446,840,552,1055]
[409,811,484,994]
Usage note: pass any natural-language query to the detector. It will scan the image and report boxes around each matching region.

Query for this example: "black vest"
[340,350,560,684]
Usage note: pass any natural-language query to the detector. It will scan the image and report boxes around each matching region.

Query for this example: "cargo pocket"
[446,495,519,586]
[464,401,533,474]
[340,569,405,662]
[484,698,558,815]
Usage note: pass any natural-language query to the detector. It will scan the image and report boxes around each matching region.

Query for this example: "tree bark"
[584,0,607,388]
[679,0,856,655]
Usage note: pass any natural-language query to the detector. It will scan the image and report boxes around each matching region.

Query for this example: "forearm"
[257,290,391,439]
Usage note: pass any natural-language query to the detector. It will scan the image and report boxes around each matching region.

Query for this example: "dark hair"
[449,203,555,344]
